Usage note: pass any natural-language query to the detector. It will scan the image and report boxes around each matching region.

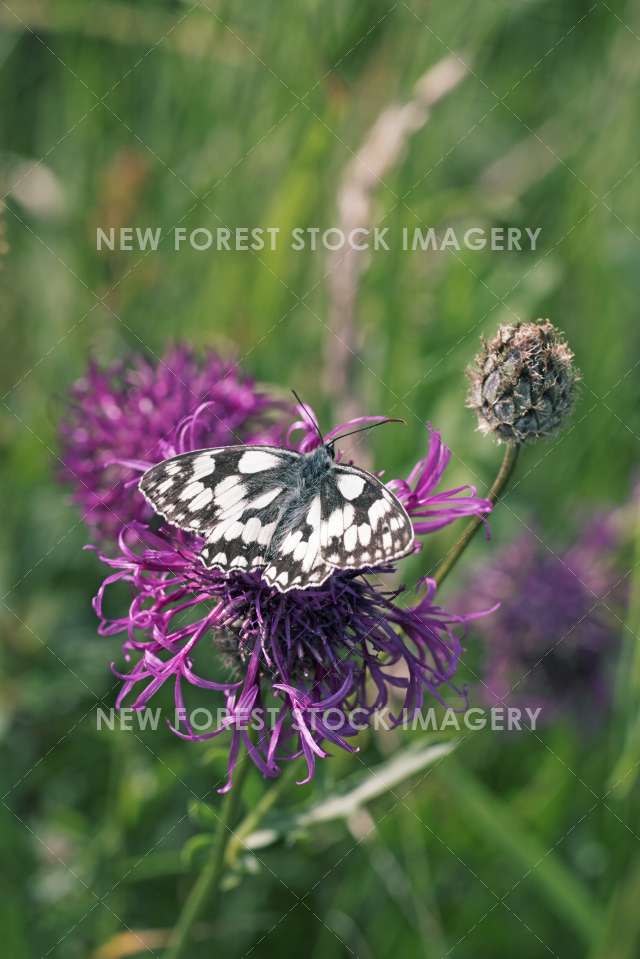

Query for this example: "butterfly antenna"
[331,418,406,443]
[292,389,324,444]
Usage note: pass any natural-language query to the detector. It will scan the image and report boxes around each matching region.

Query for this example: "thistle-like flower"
[59,346,290,541]
[92,405,492,790]
[455,517,621,722]
[466,320,578,444]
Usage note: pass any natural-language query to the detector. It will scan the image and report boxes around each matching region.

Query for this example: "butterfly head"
[292,390,404,459]
[303,441,334,471]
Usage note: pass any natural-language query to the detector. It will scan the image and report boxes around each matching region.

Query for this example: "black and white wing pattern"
[319,464,414,571]
[139,445,415,593]
[139,445,300,583]
[267,464,416,591]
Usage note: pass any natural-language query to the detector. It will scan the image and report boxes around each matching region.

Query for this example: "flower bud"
[466,320,578,444]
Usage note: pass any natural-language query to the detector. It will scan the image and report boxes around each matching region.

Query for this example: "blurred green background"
[2,1,640,956]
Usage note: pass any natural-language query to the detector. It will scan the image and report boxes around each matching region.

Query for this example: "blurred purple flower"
[93,408,491,790]
[59,346,290,541]
[456,517,622,723]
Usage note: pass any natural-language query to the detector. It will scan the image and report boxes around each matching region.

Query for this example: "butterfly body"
[139,441,415,593]
[268,444,333,550]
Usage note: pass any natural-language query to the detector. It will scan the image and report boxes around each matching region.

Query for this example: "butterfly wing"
[260,490,333,592]
[319,464,415,570]
[256,463,415,592]
[139,446,300,574]
[140,447,415,594]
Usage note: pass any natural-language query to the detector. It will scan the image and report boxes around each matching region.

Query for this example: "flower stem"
[224,764,297,869]
[164,761,251,959]
[433,442,519,588]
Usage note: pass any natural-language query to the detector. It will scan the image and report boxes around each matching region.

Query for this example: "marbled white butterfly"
[139,417,415,593]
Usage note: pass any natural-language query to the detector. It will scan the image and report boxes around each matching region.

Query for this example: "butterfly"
[139,418,415,594]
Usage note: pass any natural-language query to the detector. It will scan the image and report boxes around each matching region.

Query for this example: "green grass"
[1,1,640,956]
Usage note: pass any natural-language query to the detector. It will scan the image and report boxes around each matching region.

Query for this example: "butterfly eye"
[327,442,336,460]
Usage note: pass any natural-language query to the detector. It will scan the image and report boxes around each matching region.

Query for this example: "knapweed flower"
[59,346,290,541]
[455,517,622,723]
[93,409,492,790]
[466,320,579,444]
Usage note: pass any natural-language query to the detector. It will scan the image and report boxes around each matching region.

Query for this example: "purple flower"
[92,409,491,791]
[455,516,622,723]
[59,346,290,542]
[387,428,491,534]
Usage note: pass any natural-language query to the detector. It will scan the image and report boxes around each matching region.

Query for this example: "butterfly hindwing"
[260,490,333,591]
[201,485,287,576]
[319,464,414,569]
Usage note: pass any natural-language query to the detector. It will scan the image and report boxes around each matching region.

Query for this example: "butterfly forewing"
[139,446,299,569]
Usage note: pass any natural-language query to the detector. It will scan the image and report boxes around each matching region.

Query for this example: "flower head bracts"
[466,320,578,444]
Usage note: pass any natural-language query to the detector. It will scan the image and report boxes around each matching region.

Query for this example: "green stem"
[164,761,251,959]
[224,764,297,870]
[433,442,519,588]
